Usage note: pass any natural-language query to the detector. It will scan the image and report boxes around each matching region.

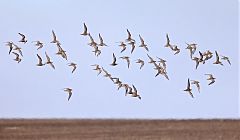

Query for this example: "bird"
[131,85,141,100]
[183,78,194,98]
[147,54,156,64]
[91,64,102,75]
[135,59,144,69]
[101,67,114,82]
[221,55,231,65]
[50,30,59,44]
[92,46,101,57]
[5,41,14,54]
[81,23,89,36]
[191,80,200,93]
[139,34,149,51]
[88,33,98,47]
[12,52,22,63]
[56,43,67,60]
[45,52,55,69]
[213,51,223,66]
[119,56,130,68]
[192,57,200,69]
[157,57,167,70]
[98,33,107,47]
[18,33,27,43]
[128,41,136,54]
[36,54,45,66]
[171,45,180,55]
[125,29,135,43]
[110,53,118,66]
[205,74,216,85]
[198,51,204,63]
[63,88,73,101]
[68,63,77,73]
[164,34,171,48]
[185,43,197,58]
[32,41,44,50]
[13,43,23,57]
[117,41,127,53]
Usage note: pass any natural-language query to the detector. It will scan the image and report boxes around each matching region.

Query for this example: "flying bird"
[36,54,45,66]
[45,52,55,69]
[128,41,136,54]
[91,64,102,75]
[98,33,107,47]
[63,88,73,101]
[139,34,149,51]
[120,56,130,68]
[110,53,118,66]
[221,55,231,65]
[183,78,194,98]
[68,63,77,73]
[117,41,127,53]
[5,41,14,54]
[18,33,27,43]
[13,43,23,57]
[164,34,171,48]
[88,33,98,47]
[171,45,180,55]
[191,80,200,93]
[50,30,59,44]
[32,41,44,50]
[131,85,141,100]
[192,57,200,69]
[125,29,135,42]
[185,43,197,58]
[81,23,89,36]
[205,74,216,85]
[213,51,223,66]
[12,52,22,63]
[136,59,144,69]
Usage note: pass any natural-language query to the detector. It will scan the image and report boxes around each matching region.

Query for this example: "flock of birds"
[3,23,231,101]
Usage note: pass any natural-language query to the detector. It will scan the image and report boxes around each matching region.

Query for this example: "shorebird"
[203,50,213,62]
[136,59,144,69]
[183,78,194,98]
[112,77,121,85]
[91,64,102,75]
[192,57,200,69]
[139,34,149,51]
[36,54,45,66]
[102,67,114,82]
[88,33,97,47]
[221,55,231,65]
[12,52,22,63]
[205,74,216,85]
[191,80,200,93]
[186,43,197,58]
[125,29,135,43]
[13,43,23,57]
[213,51,223,66]
[120,56,130,68]
[92,46,101,57]
[131,85,141,100]
[45,52,55,69]
[81,23,89,36]
[98,33,107,47]
[171,45,180,55]
[128,41,136,54]
[157,57,167,70]
[68,63,77,73]
[5,41,14,54]
[117,41,127,53]
[56,43,67,60]
[18,33,27,43]
[164,34,171,48]
[110,53,118,66]
[198,51,204,63]
[32,41,43,50]
[50,30,59,43]
[63,88,73,101]
[147,54,156,64]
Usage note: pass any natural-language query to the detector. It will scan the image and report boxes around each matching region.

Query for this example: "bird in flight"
[32,41,44,50]
[191,80,200,93]
[131,85,141,100]
[45,52,55,69]
[36,54,45,66]
[213,51,223,66]
[183,78,194,98]
[205,74,216,85]
[68,63,77,73]
[117,41,127,53]
[136,59,144,69]
[63,88,73,101]
[98,33,107,47]
[164,34,171,48]
[110,53,118,66]
[91,64,102,75]
[81,23,89,36]
[12,52,22,63]
[171,45,180,55]
[18,33,27,43]
[185,43,197,58]
[221,55,231,65]
[50,30,59,44]
[139,34,149,51]
[13,43,23,57]
[125,29,135,43]
[5,41,14,55]
[128,41,136,54]
[120,56,130,68]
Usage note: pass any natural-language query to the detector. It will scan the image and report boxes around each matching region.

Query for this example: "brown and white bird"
[147,54,156,64]
[125,29,135,43]
[205,74,216,85]
[110,53,118,66]
[63,88,73,101]
[13,43,23,57]
[56,43,67,60]
[192,57,200,69]
[185,43,197,58]
[101,67,114,82]
[32,41,44,50]
[128,41,136,54]
[50,30,59,43]
[136,59,144,69]
[157,57,167,70]
[171,45,180,55]
[183,78,194,98]
[88,33,98,47]
[98,33,107,47]
[164,34,171,48]
[221,55,231,65]
[131,85,141,100]
[117,41,127,53]
[139,34,149,51]
[12,52,22,63]
[68,63,77,73]
[18,33,27,43]
[191,80,200,93]
[213,51,223,66]
[120,56,130,68]
[45,52,55,69]
[81,23,89,36]
[91,64,102,75]
[5,41,14,55]
[36,54,45,66]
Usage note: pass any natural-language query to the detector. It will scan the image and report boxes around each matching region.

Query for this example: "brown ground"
[0,119,239,140]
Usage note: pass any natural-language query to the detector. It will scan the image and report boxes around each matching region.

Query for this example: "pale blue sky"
[0,0,238,119]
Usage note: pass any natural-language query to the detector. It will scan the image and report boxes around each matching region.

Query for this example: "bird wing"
[52,30,57,41]
[18,33,25,39]
[139,34,144,44]
[37,54,42,63]
[45,52,51,62]
[99,33,103,43]
[127,29,131,38]
[113,53,117,63]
